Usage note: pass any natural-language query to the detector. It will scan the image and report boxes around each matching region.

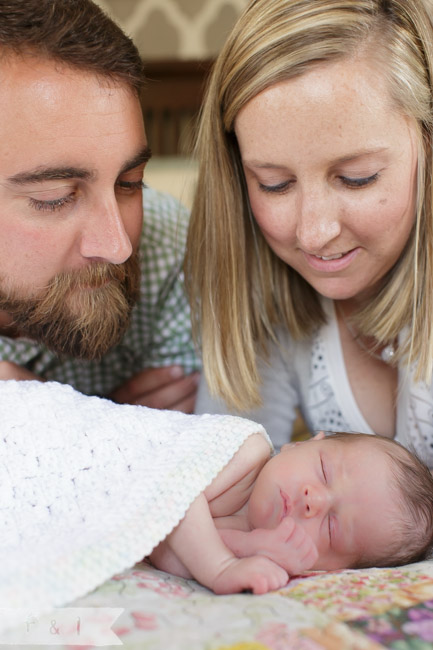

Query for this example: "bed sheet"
[27,558,433,650]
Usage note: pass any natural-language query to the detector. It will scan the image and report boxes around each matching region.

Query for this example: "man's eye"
[340,173,379,188]
[116,180,145,193]
[29,194,75,212]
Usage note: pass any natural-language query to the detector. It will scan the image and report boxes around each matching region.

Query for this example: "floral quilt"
[24,559,433,649]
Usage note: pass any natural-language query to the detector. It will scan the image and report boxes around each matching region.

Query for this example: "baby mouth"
[280,489,292,519]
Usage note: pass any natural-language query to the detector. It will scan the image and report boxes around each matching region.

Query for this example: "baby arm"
[150,492,288,594]
[218,517,318,575]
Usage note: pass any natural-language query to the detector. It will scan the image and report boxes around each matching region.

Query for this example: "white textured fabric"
[196,298,433,467]
[0,380,270,618]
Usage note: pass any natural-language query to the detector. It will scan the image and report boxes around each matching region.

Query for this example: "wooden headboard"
[140,59,214,157]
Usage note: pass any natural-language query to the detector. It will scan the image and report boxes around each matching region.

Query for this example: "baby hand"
[250,517,318,575]
[212,556,289,595]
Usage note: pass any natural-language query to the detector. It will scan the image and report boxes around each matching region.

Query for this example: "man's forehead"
[0,50,130,87]
[0,53,141,121]
[0,53,148,188]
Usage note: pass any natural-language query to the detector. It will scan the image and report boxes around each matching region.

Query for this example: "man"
[0,0,200,411]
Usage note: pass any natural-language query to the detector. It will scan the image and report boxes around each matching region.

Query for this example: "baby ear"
[280,441,303,452]
[281,431,325,452]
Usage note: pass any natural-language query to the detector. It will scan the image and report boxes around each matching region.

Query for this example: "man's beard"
[0,254,140,360]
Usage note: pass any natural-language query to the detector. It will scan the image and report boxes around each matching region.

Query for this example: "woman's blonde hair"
[185,0,433,410]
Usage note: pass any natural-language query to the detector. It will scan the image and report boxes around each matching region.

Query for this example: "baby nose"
[303,484,326,518]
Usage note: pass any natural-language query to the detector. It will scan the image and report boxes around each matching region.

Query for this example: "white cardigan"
[196,299,433,468]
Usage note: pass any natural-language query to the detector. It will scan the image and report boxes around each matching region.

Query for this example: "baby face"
[247,436,400,570]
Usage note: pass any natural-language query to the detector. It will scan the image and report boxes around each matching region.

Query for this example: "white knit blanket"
[0,380,270,618]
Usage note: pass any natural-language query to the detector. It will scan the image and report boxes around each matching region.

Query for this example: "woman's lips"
[280,489,292,520]
[302,247,360,272]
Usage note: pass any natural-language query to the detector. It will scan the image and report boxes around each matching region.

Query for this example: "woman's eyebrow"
[243,160,288,170]
[330,147,389,166]
[243,147,389,170]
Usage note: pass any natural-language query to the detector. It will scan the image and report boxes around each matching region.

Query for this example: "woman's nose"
[295,189,341,253]
[302,484,327,518]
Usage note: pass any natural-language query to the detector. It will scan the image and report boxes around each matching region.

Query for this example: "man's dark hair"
[0,0,145,92]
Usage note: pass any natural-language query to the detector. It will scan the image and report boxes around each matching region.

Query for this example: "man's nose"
[295,188,341,253]
[302,484,328,519]
[79,199,133,264]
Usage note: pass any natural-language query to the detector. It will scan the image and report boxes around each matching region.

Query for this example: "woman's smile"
[302,247,360,273]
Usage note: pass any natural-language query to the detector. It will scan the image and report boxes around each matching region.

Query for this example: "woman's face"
[235,57,419,304]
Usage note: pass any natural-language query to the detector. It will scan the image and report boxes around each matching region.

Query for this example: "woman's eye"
[258,180,291,194]
[29,194,75,212]
[340,173,379,188]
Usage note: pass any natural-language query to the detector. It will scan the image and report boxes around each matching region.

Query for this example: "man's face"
[0,54,149,358]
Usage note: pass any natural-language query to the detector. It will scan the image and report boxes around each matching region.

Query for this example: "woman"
[186,0,433,463]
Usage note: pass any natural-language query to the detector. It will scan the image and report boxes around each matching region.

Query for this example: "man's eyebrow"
[119,145,152,175]
[6,166,94,185]
[5,145,152,187]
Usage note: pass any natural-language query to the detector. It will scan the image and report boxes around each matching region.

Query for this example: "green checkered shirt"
[0,187,200,396]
